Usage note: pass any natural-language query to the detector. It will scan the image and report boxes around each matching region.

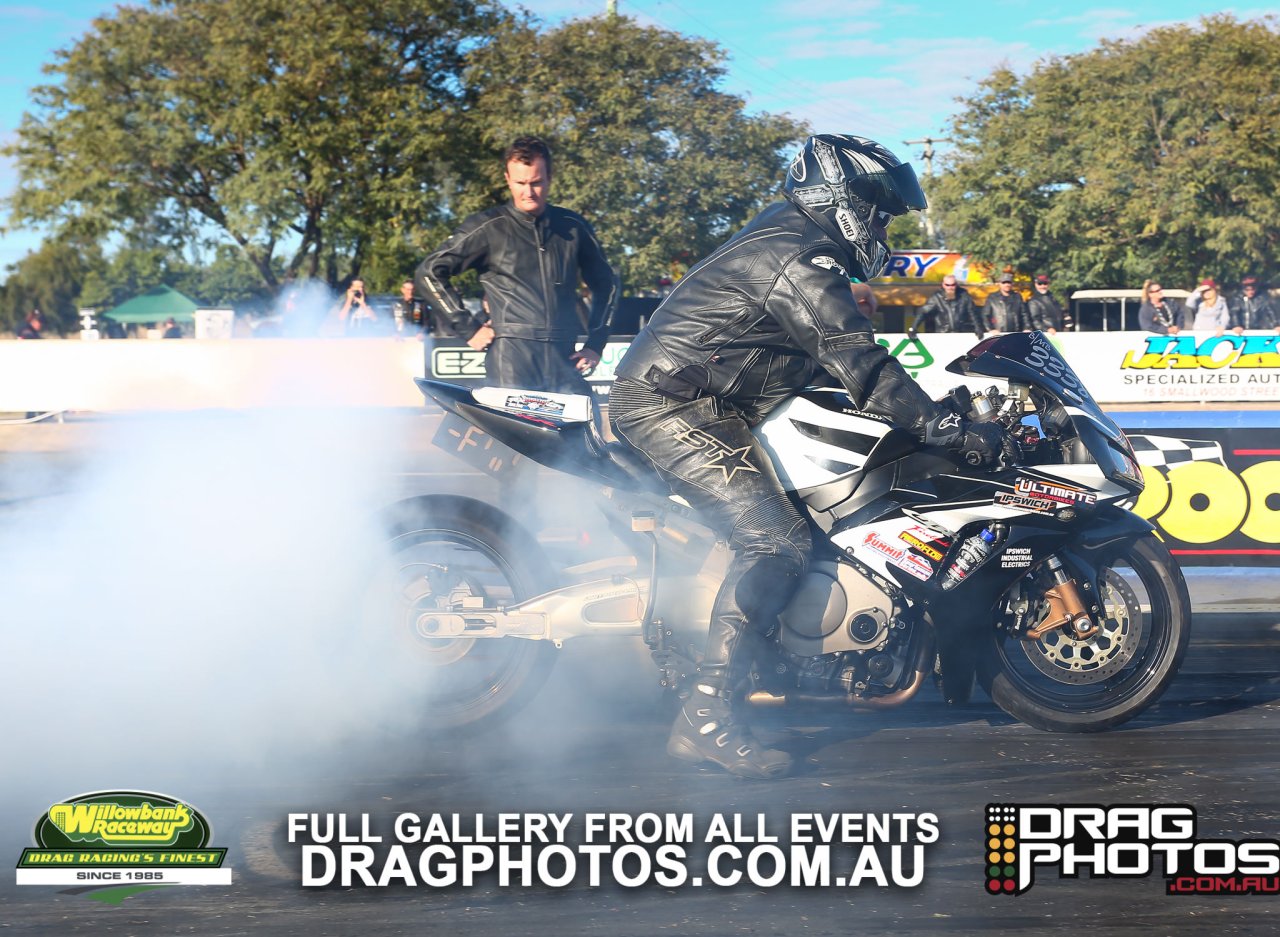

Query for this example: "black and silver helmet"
[783,134,927,279]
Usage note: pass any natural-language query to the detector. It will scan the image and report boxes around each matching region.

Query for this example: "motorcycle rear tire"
[370,495,558,734]
[979,535,1190,733]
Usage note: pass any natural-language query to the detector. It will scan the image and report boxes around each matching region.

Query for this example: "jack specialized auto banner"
[427,330,1280,405]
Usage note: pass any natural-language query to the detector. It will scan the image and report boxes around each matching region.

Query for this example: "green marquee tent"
[103,285,200,324]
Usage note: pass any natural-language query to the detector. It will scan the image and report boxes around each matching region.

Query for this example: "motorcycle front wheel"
[364,495,558,733]
[979,534,1191,732]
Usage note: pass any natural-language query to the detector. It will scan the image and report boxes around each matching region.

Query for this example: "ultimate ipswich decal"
[1013,476,1098,506]
[16,790,231,890]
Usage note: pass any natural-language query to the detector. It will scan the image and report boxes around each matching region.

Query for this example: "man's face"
[999,281,1013,293]
[401,281,414,300]
[942,278,957,293]
[506,157,550,216]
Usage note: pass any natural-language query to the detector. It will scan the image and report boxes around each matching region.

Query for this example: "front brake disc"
[1020,569,1142,685]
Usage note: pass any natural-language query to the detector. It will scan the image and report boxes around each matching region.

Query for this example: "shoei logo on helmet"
[835,207,863,245]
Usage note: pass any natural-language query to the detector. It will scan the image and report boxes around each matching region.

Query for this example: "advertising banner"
[427,330,1280,405]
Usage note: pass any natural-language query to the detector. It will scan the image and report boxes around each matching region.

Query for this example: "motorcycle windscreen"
[945,331,1126,444]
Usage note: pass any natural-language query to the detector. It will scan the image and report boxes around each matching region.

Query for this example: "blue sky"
[0,1,1269,271]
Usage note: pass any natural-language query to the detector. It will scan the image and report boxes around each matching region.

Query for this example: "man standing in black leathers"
[1231,277,1278,334]
[417,136,620,395]
[1026,274,1066,334]
[985,272,1030,333]
[610,134,1012,779]
[917,273,982,336]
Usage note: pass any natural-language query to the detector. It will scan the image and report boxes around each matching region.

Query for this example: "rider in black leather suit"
[610,134,1010,778]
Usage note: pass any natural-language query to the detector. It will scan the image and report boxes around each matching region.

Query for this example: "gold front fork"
[1024,555,1098,640]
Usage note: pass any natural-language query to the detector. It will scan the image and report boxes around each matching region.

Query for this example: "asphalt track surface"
[2,413,1279,935]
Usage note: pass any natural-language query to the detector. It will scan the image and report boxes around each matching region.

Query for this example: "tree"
[461,14,807,291]
[0,238,104,335]
[929,15,1280,292]
[4,0,505,292]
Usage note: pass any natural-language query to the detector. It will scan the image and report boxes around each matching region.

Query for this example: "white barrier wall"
[2,331,1278,412]
[0,339,429,411]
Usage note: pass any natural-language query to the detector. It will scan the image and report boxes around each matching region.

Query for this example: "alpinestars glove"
[924,413,1010,468]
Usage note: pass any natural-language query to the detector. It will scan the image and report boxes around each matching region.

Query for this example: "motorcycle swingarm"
[419,576,648,647]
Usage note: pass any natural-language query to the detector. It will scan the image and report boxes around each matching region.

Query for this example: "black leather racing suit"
[918,286,983,335]
[985,290,1030,333]
[1026,290,1065,331]
[417,202,619,394]
[610,198,947,698]
[1231,293,1278,331]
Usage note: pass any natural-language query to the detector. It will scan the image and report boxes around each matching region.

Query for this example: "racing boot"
[667,683,792,779]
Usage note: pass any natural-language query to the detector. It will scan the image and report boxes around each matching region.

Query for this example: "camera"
[352,290,363,300]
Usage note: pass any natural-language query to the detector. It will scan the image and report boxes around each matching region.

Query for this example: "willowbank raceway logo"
[16,790,231,900]
[984,804,1280,896]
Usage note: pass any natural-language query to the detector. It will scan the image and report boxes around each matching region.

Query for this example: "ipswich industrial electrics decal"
[16,790,230,896]
[984,804,1280,896]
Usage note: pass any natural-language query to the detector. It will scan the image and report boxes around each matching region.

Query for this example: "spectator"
[16,309,46,339]
[1026,274,1066,334]
[161,317,183,339]
[985,272,1030,333]
[391,279,426,337]
[417,135,619,397]
[338,278,378,332]
[1230,277,1278,334]
[1138,280,1180,335]
[1184,278,1229,333]
[917,274,982,336]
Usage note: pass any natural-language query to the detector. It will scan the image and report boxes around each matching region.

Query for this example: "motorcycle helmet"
[783,134,927,279]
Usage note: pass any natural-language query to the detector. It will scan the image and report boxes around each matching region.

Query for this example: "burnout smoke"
[0,402,436,803]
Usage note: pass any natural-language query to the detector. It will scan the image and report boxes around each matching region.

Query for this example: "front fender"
[928,506,1159,704]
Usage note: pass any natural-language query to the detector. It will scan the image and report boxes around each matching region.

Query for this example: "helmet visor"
[857,162,928,216]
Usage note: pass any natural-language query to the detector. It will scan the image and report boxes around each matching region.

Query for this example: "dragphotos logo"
[985,803,1280,896]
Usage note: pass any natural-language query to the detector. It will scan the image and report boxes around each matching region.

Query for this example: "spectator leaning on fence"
[1138,279,1180,335]
[1184,278,1230,333]
[1026,273,1066,334]
[984,272,1030,333]
[1230,277,1278,334]
[917,274,983,336]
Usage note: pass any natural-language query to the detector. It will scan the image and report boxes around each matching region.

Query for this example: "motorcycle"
[383,331,1190,735]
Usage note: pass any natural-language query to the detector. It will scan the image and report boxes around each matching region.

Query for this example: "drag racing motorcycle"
[384,331,1190,734]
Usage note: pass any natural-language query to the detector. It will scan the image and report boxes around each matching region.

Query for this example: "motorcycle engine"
[776,559,895,657]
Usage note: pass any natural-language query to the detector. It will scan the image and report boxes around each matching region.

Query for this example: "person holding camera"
[338,278,378,332]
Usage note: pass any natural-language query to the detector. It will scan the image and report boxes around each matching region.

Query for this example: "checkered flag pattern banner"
[1126,435,1224,470]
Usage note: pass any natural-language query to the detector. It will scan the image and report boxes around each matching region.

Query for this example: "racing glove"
[924,413,1013,468]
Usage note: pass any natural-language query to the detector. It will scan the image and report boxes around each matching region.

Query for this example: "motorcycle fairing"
[753,389,920,512]
[415,378,663,492]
